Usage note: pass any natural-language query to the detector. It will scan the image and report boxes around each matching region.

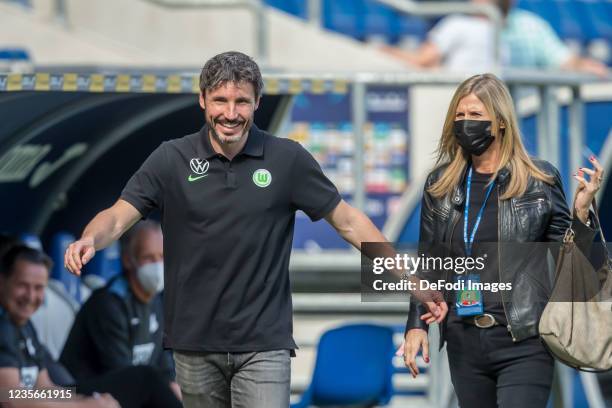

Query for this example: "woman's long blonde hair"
[428,73,554,200]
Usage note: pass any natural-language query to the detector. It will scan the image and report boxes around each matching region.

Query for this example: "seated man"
[61,221,179,397]
[0,244,119,408]
[0,243,182,408]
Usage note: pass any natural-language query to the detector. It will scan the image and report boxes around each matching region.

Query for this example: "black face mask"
[453,120,494,156]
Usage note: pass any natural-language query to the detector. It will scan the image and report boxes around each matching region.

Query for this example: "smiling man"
[0,245,120,408]
[64,51,446,408]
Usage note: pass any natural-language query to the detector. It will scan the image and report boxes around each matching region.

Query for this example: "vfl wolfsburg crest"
[252,169,272,188]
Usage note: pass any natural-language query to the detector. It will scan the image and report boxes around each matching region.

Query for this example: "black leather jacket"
[406,159,596,346]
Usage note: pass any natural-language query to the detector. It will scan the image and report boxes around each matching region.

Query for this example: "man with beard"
[64,51,447,408]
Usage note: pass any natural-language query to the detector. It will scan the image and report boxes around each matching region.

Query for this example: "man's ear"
[254,96,261,111]
[199,92,206,111]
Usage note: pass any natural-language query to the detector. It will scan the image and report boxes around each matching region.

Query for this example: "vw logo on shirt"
[190,158,209,175]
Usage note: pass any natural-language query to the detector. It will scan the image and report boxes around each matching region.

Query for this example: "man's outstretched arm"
[64,199,141,275]
[324,199,387,251]
[324,199,447,322]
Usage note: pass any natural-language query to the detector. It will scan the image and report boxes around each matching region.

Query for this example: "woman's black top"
[450,169,507,325]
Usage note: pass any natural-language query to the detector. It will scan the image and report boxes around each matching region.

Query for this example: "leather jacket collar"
[450,164,511,207]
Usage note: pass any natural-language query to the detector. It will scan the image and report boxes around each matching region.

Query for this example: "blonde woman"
[400,73,603,407]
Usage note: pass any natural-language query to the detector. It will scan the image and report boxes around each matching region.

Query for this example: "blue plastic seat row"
[265,0,610,45]
[263,0,429,43]
[517,0,611,43]
[0,48,31,61]
[323,0,428,42]
[264,0,308,19]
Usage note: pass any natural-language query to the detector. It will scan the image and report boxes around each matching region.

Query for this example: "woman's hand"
[396,329,430,378]
[573,155,604,223]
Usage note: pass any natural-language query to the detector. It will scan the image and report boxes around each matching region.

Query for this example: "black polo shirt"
[120,124,341,353]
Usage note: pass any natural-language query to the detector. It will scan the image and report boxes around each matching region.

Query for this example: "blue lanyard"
[463,166,495,257]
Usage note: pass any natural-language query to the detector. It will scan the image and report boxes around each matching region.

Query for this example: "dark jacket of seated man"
[60,274,172,382]
[0,303,52,389]
[60,221,174,383]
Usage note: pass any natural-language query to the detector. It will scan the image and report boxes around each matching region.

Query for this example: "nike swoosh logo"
[188,174,208,182]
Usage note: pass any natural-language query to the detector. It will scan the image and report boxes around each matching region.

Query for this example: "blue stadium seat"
[49,232,81,302]
[0,48,30,62]
[322,0,429,44]
[291,323,395,407]
[82,241,121,289]
[395,13,429,44]
[264,0,307,19]
[518,0,611,44]
[322,0,365,40]
[363,0,396,41]
[554,0,587,42]
[576,0,612,42]
[518,0,564,37]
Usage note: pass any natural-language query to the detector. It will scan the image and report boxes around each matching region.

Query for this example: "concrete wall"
[0,2,150,66]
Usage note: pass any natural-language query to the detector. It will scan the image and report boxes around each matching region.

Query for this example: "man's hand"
[396,329,429,378]
[418,300,448,325]
[410,285,448,324]
[63,199,142,276]
[64,237,96,276]
[422,300,448,324]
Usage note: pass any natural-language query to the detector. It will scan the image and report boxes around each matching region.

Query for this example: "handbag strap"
[570,191,611,265]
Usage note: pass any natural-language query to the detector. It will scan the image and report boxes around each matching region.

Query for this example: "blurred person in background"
[382,0,498,73]
[501,0,607,76]
[60,221,181,400]
[0,245,120,408]
[63,50,447,408]
[383,0,608,77]
[398,73,602,407]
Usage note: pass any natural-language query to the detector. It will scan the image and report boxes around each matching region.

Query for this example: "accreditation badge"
[455,274,483,316]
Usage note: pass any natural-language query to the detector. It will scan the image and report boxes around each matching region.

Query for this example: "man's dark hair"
[199,51,264,100]
[120,220,162,259]
[0,245,52,278]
